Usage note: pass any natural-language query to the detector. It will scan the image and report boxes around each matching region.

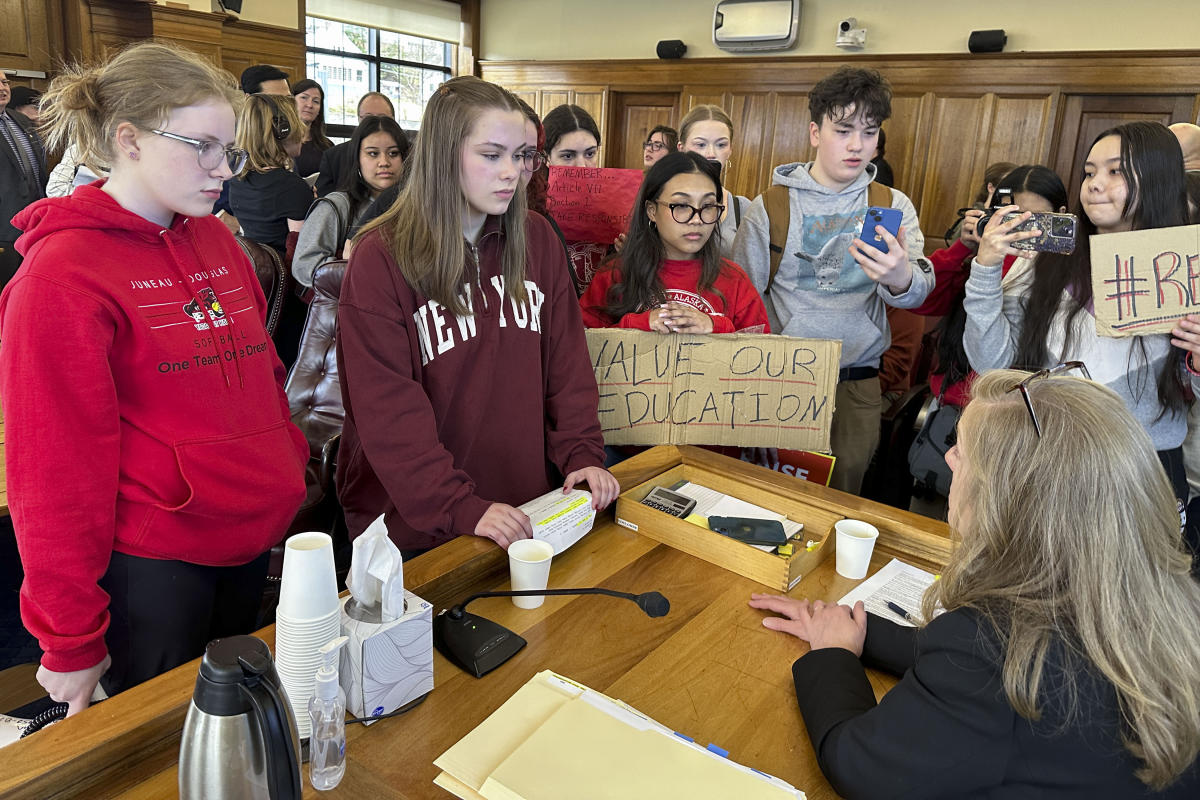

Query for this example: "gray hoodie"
[732,161,932,369]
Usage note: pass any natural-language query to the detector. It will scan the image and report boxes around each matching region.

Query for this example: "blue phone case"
[859,206,902,249]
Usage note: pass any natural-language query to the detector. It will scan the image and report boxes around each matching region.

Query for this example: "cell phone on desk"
[708,516,788,546]
[858,206,903,250]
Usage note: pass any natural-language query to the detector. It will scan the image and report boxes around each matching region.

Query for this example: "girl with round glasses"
[581,151,767,335]
[0,41,308,714]
[642,124,677,169]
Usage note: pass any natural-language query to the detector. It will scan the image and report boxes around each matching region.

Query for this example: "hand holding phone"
[858,206,903,250]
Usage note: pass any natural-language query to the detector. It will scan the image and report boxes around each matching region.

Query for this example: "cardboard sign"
[547,166,644,243]
[739,449,836,486]
[586,329,841,451]
[1092,225,1200,336]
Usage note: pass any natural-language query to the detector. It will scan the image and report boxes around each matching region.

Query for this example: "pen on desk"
[886,601,915,622]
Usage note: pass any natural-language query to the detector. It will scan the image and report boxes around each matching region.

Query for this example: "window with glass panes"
[305,16,453,137]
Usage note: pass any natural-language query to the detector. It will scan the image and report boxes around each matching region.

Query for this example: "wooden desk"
[0,447,953,800]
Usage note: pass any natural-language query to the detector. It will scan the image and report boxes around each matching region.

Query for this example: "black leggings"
[98,551,269,696]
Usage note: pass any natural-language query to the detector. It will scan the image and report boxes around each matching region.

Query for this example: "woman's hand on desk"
[475,504,533,549]
[37,654,111,717]
[749,594,868,657]
[563,466,620,510]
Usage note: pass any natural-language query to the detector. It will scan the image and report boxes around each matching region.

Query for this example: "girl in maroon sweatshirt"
[580,151,768,334]
[336,77,617,554]
[0,43,307,714]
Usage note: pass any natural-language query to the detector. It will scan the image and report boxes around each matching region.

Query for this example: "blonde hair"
[236,93,305,175]
[678,104,734,146]
[358,76,527,316]
[38,40,242,171]
[925,369,1200,789]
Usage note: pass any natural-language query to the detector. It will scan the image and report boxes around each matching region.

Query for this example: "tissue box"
[339,589,434,723]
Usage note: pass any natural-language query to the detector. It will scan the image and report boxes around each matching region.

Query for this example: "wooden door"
[1053,94,1196,208]
[606,92,679,171]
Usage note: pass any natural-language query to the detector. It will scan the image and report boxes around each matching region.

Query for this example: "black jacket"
[792,608,1200,799]
[0,109,47,243]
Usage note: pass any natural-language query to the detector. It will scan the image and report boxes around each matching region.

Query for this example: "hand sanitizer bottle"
[309,636,349,791]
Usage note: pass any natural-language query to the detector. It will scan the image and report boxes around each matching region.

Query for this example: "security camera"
[836,18,867,50]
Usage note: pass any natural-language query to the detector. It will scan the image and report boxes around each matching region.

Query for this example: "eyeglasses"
[656,201,724,224]
[643,139,667,152]
[150,129,249,174]
[1005,361,1092,438]
[519,150,545,172]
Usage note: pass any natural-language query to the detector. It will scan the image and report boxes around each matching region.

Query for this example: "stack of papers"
[519,488,596,555]
[836,558,940,627]
[434,671,805,799]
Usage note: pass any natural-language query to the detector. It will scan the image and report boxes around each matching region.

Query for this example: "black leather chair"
[235,235,288,336]
[261,259,349,621]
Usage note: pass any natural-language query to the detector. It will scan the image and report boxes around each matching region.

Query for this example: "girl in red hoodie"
[0,42,308,714]
[336,77,617,555]
[580,151,768,334]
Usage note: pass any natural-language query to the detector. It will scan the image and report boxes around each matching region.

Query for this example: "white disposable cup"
[508,539,554,609]
[835,519,879,579]
[277,532,338,619]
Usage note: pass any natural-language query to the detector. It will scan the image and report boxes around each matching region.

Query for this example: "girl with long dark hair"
[964,122,1200,556]
[580,151,766,334]
[291,115,407,287]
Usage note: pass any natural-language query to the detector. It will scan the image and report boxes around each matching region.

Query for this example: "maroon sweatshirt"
[336,212,606,550]
[0,183,308,672]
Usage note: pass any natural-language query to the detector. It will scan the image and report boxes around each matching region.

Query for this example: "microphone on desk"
[434,587,671,679]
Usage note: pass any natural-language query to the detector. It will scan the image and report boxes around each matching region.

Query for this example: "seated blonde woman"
[229,92,311,253]
[752,367,1200,798]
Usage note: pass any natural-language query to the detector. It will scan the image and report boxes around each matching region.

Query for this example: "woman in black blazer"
[752,367,1200,799]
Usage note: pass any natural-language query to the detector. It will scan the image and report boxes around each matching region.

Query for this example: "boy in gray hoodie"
[732,67,933,495]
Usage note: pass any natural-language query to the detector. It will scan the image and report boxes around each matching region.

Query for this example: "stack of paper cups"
[274,531,340,739]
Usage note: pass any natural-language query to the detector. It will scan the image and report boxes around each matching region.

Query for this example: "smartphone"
[707,516,788,545]
[996,211,1078,255]
[859,206,903,249]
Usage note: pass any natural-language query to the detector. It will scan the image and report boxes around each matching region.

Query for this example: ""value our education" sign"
[585,329,841,451]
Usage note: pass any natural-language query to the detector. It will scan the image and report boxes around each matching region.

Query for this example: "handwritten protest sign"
[585,329,841,451]
[547,166,644,243]
[1092,224,1200,336]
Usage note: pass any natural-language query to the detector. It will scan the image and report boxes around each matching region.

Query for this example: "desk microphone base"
[433,611,526,678]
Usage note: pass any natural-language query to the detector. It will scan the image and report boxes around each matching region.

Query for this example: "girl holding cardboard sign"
[579,151,768,335]
[964,121,1200,561]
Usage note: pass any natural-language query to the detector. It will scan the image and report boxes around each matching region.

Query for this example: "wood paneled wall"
[482,51,1200,251]
[13,0,304,95]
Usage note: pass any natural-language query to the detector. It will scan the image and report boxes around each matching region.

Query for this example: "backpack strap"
[731,193,743,229]
[764,181,893,293]
[866,180,892,210]
[763,184,790,293]
[304,193,349,251]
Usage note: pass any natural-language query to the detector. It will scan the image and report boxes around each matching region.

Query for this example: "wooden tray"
[616,461,843,591]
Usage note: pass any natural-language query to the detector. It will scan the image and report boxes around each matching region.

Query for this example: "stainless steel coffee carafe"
[179,635,301,800]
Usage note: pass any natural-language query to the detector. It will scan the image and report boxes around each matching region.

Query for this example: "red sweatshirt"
[336,212,606,550]
[579,257,770,333]
[912,240,1017,407]
[0,183,308,673]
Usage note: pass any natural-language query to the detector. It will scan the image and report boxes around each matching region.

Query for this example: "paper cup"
[835,520,879,580]
[508,539,554,609]
[277,532,338,619]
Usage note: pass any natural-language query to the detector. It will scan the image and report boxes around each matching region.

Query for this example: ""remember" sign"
[585,329,840,451]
